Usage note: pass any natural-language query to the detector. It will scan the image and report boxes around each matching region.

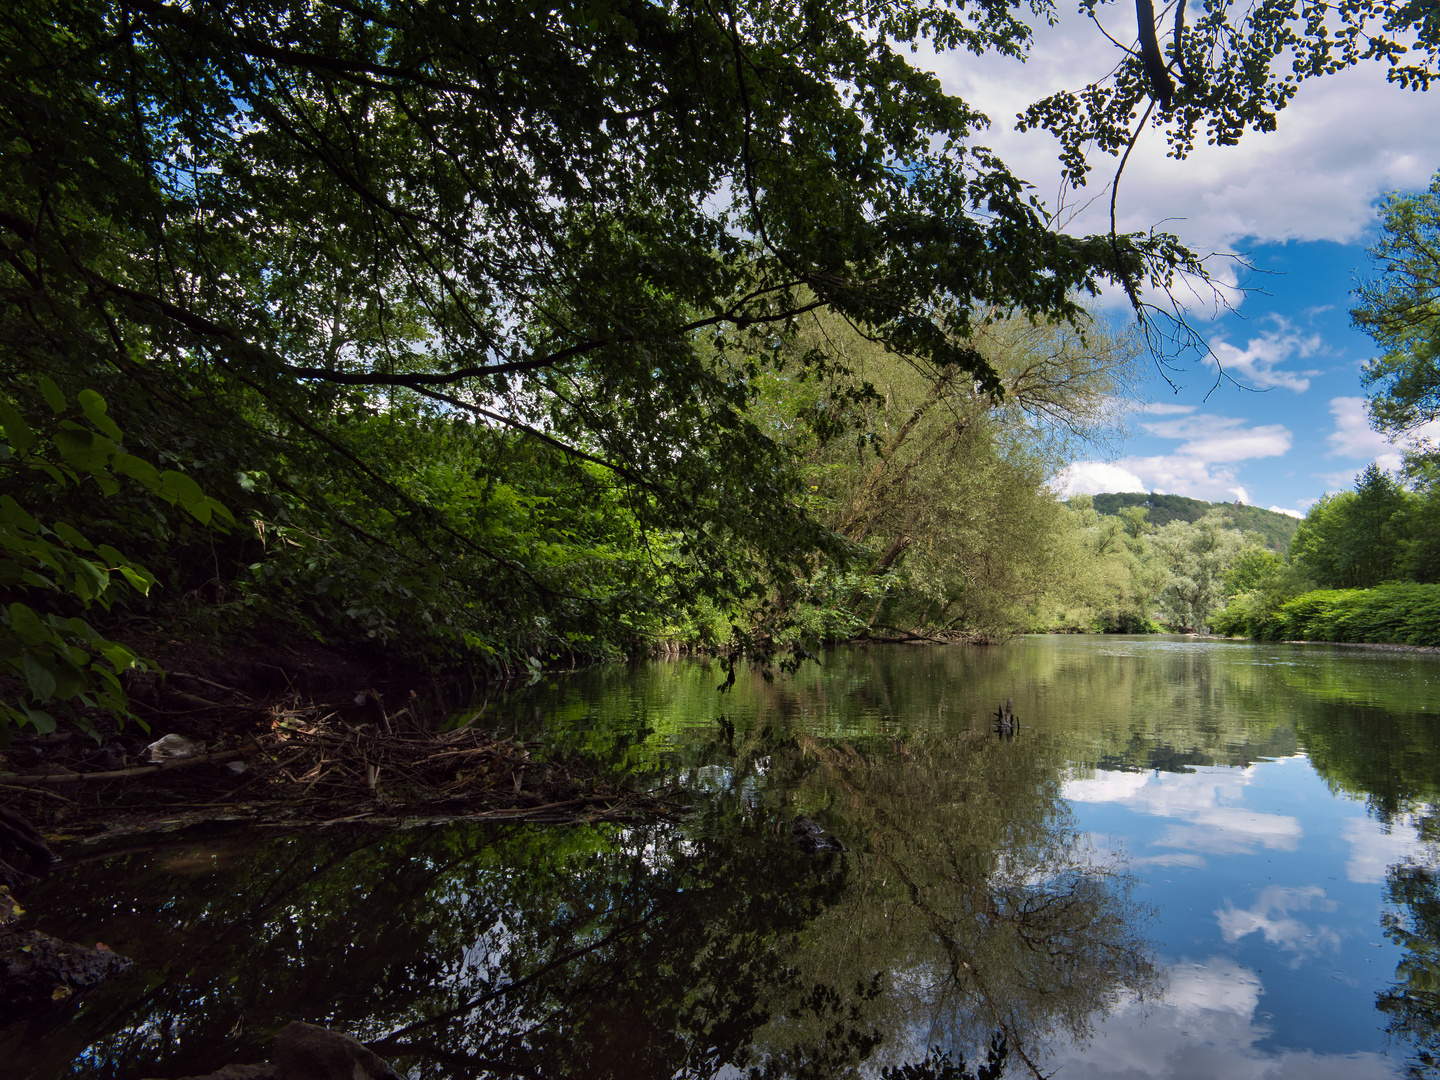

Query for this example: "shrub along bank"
[1213,582,1440,647]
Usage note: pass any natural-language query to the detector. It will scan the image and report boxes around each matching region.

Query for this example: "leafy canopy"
[1358,171,1440,440]
[3,0,1191,583]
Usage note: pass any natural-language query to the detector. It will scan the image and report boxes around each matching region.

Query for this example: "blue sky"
[916,6,1440,517]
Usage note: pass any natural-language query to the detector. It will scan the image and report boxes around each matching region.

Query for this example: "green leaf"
[34,462,67,486]
[38,376,66,414]
[22,649,58,701]
[0,398,35,453]
[78,389,124,442]
[159,469,206,508]
[113,452,161,489]
[52,521,93,550]
[99,643,139,671]
[92,666,128,701]
[7,602,47,646]
[73,558,110,602]
[116,565,155,594]
[18,702,57,734]
[0,495,40,535]
[206,497,235,525]
[54,426,115,472]
[52,657,88,700]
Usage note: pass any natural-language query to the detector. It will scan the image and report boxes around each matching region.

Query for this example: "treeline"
[1214,464,1440,644]
[1,306,1151,727]
[1041,501,1277,634]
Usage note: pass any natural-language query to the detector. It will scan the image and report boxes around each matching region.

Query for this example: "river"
[14,636,1440,1079]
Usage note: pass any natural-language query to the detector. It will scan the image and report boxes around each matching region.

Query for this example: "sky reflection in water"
[1056,751,1425,1077]
[493,635,1440,1078]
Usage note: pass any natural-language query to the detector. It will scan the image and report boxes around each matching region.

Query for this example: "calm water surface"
[13,636,1440,1079]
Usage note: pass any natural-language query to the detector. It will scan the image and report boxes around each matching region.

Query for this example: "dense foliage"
[2,0,1196,701]
[760,311,1144,641]
[1359,171,1440,441]
[1045,500,1275,632]
[1213,465,1440,641]
[3,0,1434,734]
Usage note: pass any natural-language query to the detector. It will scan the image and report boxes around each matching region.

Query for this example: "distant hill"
[1083,492,1301,552]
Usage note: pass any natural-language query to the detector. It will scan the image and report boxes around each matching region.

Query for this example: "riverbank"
[0,635,688,891]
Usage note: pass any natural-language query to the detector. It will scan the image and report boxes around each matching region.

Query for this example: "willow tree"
[764,311,1143,638]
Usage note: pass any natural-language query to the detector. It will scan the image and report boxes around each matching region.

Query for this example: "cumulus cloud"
[1047,955,1398,1080]
[1206,318,1324,392]
[1055,409,1293,501]
[1051,461,1149,497]
[1158,812,1302,855]
[1268,505,1305,519]
[1063,767,1302,858]
[922,10,1440,260]
[1343,815,1429,884]
[1139,414,1293,462]
[1321,396,1440,477]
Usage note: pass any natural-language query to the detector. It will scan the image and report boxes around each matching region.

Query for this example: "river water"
[14,636,1440,1079]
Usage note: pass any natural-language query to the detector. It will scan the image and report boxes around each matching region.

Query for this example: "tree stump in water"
[994,698,1017,740]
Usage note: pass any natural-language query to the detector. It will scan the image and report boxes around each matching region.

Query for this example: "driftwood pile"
[0,711,681,841]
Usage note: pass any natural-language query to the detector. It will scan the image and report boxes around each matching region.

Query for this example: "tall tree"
[773,311,1143,637]
[1149,509,1248,630]
[1358,172,1440,443]
[0,0,1212,667]
[1291,465,1410,589]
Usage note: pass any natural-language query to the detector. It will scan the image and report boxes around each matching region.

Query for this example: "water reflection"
[16,638,1440,1078]
[16,732,1153,1078]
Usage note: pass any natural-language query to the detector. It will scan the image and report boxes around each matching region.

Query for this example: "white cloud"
[1205,318,1324,393]
[1055,407,1293,501]
[1140,402,1200,417]
[1131,852,1208,870]
[1315,467,1366,492]
[1047,955,1397,1080]
[1111,454,1245,501]
[1051,461,1149,497]
[1157,811,1302,855]
[1323,396,1440,478]
[1139,414,1293,462]
[1327,396,1403,462]
[1063,767,1302,857]
[1065,771,1154,803]
[1267,505,1305,519]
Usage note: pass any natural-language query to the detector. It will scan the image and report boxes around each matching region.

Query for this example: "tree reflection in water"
[13,728,1156,1080]
[1378,861,1440,1079]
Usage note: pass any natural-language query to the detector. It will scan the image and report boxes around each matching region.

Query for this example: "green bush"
[1231,582,1440,646]
[0,381,231,738]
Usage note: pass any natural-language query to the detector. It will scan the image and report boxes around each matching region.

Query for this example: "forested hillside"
[1087,493,1300,551]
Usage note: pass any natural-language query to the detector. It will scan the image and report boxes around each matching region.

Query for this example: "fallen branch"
[0,747,256,786]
